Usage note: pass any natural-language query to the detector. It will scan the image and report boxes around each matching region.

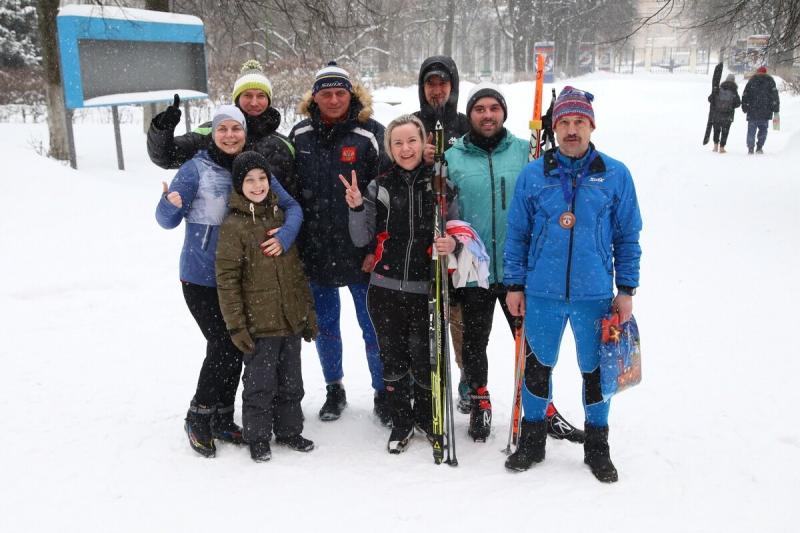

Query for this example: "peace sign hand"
[338,170,363,209]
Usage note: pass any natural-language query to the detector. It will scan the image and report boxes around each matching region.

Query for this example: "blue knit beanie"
[312,61,353,95]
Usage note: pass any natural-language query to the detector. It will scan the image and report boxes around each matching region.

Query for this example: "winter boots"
[504,419,547,472]
[712,143,719,152]
[373,390,392,427]
[584,424,618,483]
[275,434,315,452]
[546,405,586,443]
[250,440,272,462]
[210,405,244,444]
[387,424,414,454]
[319,383,347,421]
[468,386,492,442]
[185,406,216,458]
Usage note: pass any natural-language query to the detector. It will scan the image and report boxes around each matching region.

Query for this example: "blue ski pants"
[311,282,383,392]
[521,296,611,427]
[746,119,769,150]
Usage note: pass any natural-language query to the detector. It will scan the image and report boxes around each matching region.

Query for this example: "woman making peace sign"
[341,114,458,455]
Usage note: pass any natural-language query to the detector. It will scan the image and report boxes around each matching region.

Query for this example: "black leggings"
[457,284,519,388]
[712,121,731,146]
[182,282,243,410]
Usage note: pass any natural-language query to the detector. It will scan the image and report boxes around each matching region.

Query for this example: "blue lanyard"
[557,149,597,206]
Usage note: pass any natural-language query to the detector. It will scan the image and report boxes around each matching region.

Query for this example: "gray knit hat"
[211,104,247,136]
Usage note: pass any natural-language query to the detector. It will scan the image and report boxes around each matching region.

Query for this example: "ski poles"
[504,317,526,454]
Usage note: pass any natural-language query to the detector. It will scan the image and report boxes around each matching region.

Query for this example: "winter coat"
[504,146,642,301]
[413,56,470,149]
[445,130,530,285]
[215,189,316,339]
[708,80,741,125]
[348,163,458,295]
[291,82,386,287]
[156,150,298,288]
[742,73,780,121]
[147,106,298,198]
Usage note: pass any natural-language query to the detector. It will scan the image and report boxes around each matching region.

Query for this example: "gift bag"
[773,112,781,131]
[599,314,642,401]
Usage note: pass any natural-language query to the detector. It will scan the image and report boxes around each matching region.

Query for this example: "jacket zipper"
[402,173,416,288]
[488,153,498,283]
[501,177,506,210]
[565,176,577,300]
[249,202,256,223]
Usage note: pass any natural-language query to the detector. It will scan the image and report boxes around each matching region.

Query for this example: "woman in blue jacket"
[503,87,642,482]
[156,105,302,458]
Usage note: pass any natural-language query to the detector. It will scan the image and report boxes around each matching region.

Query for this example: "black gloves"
[154,94,182,130]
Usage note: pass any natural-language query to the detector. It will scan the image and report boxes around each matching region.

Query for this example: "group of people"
[153,56,642,483]
[707,66,780,154]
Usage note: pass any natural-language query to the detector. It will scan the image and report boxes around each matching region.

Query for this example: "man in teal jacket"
[445,82,583,444]
[503,87,642,482]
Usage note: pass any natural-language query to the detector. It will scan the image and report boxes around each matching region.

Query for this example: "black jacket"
[348,163,458,294]
[147,106,298,198]
[290,83,386,287]
[708,80,741,124]
[413,56,470,150]
[742,73,780,121]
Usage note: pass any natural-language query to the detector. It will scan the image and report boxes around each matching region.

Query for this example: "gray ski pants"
[241,335,304,443]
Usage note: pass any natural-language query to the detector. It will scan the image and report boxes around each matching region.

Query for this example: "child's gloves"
[230,328,255,354]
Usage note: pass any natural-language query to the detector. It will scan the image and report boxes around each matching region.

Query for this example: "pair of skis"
[703,63,724,145]
[429,118,457,466]
[505,53,555,454]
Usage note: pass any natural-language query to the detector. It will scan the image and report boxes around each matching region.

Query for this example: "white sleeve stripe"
[352,127,379,154]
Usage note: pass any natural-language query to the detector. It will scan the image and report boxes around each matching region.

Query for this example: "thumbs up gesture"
[338,170,363,209]
[162,181,183,208]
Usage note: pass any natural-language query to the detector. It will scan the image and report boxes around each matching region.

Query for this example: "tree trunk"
[35,0,68,160]
[443,0,455,57]
[143,0,171,133]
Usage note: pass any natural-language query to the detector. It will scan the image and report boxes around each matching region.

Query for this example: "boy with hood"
[215,151,315,462]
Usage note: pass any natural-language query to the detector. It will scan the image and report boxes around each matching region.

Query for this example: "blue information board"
[57,5,208,109]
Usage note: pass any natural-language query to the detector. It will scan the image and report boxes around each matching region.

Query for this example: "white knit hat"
[231,59,273,104]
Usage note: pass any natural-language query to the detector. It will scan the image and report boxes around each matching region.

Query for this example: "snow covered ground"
[1,71,798,532]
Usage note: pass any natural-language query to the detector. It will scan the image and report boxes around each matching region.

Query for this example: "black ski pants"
[457,283,520,389]
[712,120,732,147]
[241,335,304,443]
[367,285,432,430]
[182,282,243,411]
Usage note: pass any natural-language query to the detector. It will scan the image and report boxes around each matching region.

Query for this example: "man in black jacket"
[412,56,473,414]
[742,66,780,154]
[290,62,390,425]
[147,60,297,197]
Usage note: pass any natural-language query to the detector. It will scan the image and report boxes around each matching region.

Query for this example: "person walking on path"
[742,66,780,154]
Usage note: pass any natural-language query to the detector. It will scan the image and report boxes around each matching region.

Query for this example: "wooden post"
[65,107,77,169]
[184,100,191,134]
[112,105,124,171]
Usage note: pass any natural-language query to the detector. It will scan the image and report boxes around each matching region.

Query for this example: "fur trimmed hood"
[296,81,374,123]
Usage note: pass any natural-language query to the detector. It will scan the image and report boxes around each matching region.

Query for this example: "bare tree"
[34,0,67,160]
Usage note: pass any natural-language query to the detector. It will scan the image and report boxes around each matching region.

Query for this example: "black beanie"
[466,82,508,122]
[232,151,270,195]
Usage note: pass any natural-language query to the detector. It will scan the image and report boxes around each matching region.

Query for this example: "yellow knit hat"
[231,60,273,104]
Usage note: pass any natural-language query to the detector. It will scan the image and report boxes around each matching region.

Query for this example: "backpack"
[715,87,736,113]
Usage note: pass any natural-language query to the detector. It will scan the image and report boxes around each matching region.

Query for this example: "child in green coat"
[216,151,317,462]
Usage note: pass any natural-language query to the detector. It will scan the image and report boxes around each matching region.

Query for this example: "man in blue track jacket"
[503,87,642,482]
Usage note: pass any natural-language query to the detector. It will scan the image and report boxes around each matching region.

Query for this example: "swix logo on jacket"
[340,146,357,163]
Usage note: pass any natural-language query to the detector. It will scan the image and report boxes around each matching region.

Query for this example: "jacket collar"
[543,143,605,176]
